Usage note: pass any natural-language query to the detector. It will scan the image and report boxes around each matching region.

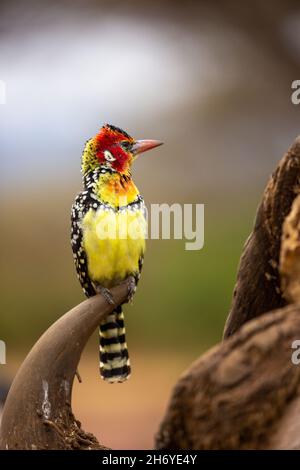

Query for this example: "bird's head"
[81,124,163,176]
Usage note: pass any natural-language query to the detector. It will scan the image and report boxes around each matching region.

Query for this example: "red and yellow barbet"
[71,124,162,383]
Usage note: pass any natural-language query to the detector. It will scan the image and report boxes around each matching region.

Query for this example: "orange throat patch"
[95,172,140,208]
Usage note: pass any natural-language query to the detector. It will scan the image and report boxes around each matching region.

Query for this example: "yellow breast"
[82,206,146,287]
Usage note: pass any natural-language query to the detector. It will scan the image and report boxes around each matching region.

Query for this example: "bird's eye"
[104,150,116,162]
[121,141,132,151]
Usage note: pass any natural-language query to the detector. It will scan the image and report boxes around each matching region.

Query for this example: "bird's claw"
[96,285,115,305]
[126,276,136,304]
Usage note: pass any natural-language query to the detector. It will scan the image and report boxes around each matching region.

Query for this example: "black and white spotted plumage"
[71,192,96,297]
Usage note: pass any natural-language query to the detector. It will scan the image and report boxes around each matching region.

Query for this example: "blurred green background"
[1,0,300,449]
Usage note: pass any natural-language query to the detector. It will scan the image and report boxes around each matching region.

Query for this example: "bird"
[71,124,162,383]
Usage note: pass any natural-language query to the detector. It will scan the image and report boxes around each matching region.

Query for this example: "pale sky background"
[1,0,300,196]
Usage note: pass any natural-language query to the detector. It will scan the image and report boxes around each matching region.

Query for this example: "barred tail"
[99,306,131,383]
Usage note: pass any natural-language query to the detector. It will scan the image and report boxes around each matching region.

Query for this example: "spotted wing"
[133,197,146,286]
[71,192,96,297]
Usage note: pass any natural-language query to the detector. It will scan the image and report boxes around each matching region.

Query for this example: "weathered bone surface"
[155,304,300,449]
[280,193,300,304]
[0,283,129,450]
[224,137,300,338]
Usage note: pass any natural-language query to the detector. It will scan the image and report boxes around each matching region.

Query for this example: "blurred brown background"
[1,0,300,449]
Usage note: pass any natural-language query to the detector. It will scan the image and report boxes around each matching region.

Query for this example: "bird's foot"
[126,276,137,304]
[95,285,115,305]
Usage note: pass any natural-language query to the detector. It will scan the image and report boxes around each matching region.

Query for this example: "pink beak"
[132,139,163,155]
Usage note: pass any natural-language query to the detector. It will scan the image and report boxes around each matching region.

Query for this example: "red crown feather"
[95,124,134,173]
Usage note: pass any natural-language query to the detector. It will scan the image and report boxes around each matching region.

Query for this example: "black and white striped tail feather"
[99,306,131,383]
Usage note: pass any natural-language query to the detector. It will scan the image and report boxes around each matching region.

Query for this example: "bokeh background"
[1,0,300,449]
